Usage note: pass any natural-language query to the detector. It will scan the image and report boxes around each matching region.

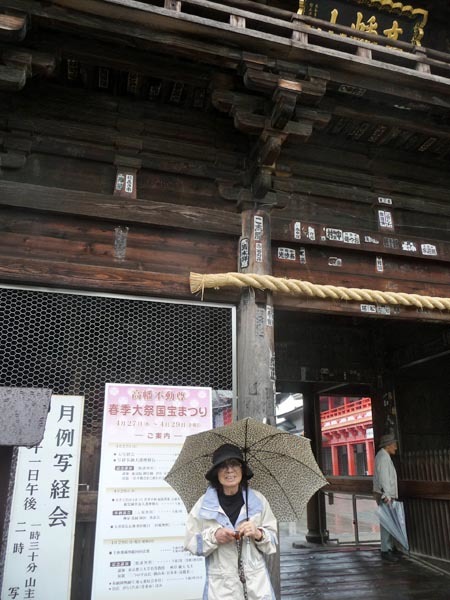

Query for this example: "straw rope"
[190,272,450,311]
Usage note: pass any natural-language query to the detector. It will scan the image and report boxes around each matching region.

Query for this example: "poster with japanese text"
[1,395,84,600]
[91,383,212,600]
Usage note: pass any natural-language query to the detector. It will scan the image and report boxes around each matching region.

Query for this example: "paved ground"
[280,547,450,600]
[278,493,450,599]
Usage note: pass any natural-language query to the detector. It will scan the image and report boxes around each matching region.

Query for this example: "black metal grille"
[0,287,233,436]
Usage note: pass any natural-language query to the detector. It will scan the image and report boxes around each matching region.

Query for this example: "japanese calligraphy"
[92,385,212,599]
[1,396,84,600]
[298,0,428,46]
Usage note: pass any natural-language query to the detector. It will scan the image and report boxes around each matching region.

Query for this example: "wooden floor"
[281,547,450,599]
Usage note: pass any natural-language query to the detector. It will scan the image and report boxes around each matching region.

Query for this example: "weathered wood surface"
[0,182,241,233]
[399,481,450,500]
[76,490,98,523]
[272,246,450,298]
[0,12,27,41]
[273,219,450,263]
[5,0,450,110]
[0,207,235,269]
[237,207,276,422]
[326,476,450,501]
[1,178,448,269]
[326,476,373,495]
[0,206,238,296]
[280,548,450,599]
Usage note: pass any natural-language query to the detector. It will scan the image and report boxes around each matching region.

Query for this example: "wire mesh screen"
[0,287,233,437]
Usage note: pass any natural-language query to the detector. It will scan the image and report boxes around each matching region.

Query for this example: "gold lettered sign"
[298,0,428,46]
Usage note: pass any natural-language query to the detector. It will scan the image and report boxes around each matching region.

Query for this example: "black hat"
[205,443,253,481]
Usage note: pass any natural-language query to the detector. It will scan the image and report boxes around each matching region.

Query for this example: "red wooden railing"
[321,397,372,432]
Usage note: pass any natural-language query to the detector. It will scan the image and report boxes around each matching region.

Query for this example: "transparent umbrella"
[378,500,409,551]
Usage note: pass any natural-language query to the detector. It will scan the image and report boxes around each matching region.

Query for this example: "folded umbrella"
[164,417,328,522]
[378,500,409,551]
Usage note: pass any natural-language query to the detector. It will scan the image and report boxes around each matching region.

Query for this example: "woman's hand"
[215,527,237,544]
[237,521,263,541]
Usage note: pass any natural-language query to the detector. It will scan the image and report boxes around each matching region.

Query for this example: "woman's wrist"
[256,528,265,542]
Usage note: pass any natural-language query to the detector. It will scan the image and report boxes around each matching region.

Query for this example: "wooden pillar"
[236,203,278,597]
[237,205,276,424]
[303,386,329,543]
[0,446,13,547]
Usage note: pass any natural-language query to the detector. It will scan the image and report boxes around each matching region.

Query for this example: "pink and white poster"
[91,384,212,600]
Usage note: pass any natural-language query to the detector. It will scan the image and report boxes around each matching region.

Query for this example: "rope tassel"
[189,272,450,311]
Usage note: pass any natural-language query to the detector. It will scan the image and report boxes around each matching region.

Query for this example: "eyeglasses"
[218,459,242,470]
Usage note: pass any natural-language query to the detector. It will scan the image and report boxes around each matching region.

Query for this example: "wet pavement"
[278,493,450,599]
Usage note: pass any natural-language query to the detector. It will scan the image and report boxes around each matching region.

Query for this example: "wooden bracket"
[0,12,28,42]
[252,167,273,200]
[212,58,330,204]
[271,87,299,130]
[0,64,26,91]
[0,151,26,169]
[0,47,57,90]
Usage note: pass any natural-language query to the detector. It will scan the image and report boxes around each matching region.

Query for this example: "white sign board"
[91,383,213,600]
[1,395,84,600]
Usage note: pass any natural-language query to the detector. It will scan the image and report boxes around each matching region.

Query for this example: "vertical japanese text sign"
[91,384,212,600]
[2,395,85,600]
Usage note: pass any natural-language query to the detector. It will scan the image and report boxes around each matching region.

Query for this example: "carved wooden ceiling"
[1,0,450,192]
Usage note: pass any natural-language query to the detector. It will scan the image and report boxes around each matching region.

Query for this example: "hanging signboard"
[0,387,52,446]
[1,395,84,600]
[298,0,428,45]
[91,383,213,600]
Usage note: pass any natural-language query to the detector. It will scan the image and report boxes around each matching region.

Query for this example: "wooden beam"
[0,253,192,297]
[0,209,237,274]
[0,12,27,41]
[273,249,450,295]
[0,180,241,234]
[399,480,450,500]
[0,64,26,91]
[273,173,450,217]
[326,475,373,495]
[271,218,450,264]
[272,293,450,322]
[5,0,450,112]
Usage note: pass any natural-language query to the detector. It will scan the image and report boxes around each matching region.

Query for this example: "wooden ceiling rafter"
[211,54,331,204]
[0,2,449,214]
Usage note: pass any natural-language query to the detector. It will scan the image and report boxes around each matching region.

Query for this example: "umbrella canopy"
[378,500,409,551]
[164,417,328,521]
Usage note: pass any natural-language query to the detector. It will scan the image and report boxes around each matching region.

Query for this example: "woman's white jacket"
[184,485,278,600]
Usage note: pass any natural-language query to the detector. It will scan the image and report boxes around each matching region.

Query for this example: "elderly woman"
[184,443,278,600]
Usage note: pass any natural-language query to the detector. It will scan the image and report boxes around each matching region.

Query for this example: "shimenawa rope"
[189,272,450,311]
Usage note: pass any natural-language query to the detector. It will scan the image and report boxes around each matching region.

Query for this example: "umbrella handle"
[236,537,249,600]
